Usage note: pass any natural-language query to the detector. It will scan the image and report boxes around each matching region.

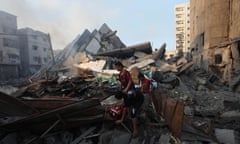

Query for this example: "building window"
[3,38,17,48]
[32,45,38,50]
[2,26,16,34]
[32,35,37,40]
[238,42,240,56]
[176,27,184,31]
[33,56,41,64]
[8,53,19,60]
[43,37,48,42]
[0,51,3,61]
[44,57,47,63]
[176,14,183,18]
[215,54,222,64]
[43,48,47,52]
[176,20,184,24]
[176,7,184,11]
[201,33,205,46]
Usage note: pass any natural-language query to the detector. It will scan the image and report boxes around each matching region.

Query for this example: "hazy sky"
[0,0,189,50]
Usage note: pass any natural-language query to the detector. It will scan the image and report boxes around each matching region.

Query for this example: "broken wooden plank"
[0,99,102,132]
[0,92,38,117]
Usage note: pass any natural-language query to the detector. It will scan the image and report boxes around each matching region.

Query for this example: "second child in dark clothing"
[114,90,144,137]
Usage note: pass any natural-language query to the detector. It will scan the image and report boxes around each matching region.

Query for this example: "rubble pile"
[0,24,240,144]
[152,61,240,143]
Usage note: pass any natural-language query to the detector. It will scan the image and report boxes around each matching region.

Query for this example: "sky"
[0,0,189,50]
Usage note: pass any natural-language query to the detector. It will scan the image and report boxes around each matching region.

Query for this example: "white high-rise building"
[175,2,190,56]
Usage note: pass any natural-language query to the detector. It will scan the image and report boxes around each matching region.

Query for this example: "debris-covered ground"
[0,24,240,144]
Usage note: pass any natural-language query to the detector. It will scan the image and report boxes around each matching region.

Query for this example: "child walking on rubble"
[114,61,143,137]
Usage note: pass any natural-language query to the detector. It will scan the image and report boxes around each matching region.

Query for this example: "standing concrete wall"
[190,0,240,82]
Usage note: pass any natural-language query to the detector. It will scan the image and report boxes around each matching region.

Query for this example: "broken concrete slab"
[74,60,106,73]
[152,43,166,60]
[158,134,171,144]
[215,128,239,144]
[155,60,177,72]
[99,130,131,144]
[230,75,240,92]
[0,85,18,95]
[73,52,90,64]
[176,57,188,66]
[220,110,240,119]
[127,59,155,71]
[134,51,147,58]
[96,42,152,58]
[177,61,194,75]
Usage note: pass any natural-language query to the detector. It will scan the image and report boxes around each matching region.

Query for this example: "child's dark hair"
[114,91,126,99]
[114,61,123,67]
[138,72,145,79]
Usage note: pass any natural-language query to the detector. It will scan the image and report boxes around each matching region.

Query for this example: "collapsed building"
[31,23,126,79]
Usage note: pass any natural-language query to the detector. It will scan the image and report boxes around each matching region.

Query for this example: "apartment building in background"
[175,2,190,56]
[18,28,52,76]
[0,11,20,81]
[190,0,240,83]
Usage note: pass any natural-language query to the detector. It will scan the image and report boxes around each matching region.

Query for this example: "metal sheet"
[171,102,184,138]
[152,92,184,138]
[164,98,177,126]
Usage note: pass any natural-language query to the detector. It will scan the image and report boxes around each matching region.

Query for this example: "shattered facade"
[190,0,240,84]
[18,28,52,76]
[0,11,20,81]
